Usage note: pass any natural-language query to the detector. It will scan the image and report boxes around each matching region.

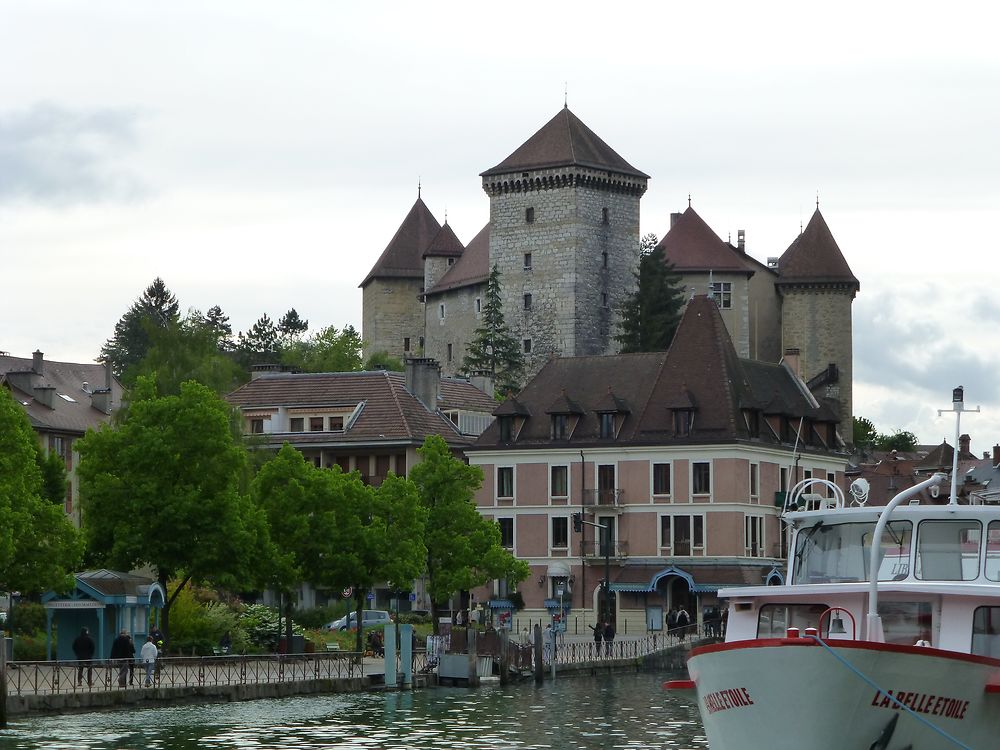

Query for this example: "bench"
[325,642,340,652]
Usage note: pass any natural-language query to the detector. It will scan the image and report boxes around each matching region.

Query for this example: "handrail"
[865,472,947,641]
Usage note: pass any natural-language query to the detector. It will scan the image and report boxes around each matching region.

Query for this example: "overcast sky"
[2,1,998,449]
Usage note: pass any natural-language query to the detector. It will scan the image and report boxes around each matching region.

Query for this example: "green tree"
[0,389,83,598]
[615,233,686,353]
[237,314,280,367]
[853,416,878,448]
[875,430,918,452]
[364,351,404,372]
[76,377,268,641]
[409,435,529,633]
[35,443,68,506]
[277,308,309,348]
[191,305,235,352]
[282,325,364,373]
[100,277,181,376]
[461,264,525,397]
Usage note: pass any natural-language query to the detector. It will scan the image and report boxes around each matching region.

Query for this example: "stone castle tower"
[479,106,648,370]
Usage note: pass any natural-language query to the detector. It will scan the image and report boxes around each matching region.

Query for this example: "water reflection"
[0,672,706,750]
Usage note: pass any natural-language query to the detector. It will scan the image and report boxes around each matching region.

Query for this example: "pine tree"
[237,314,280,366]
[277,308,309,347]
[461,264,525,396]
[100,277,180,376]
[615,233,686,353]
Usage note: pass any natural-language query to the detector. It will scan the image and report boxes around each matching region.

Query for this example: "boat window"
[791,521,911,584]
[877,601,932,646]
[914,520,981,581]
[985,522,1000,582]
[972,606,1000,658]
[757,603,828,637]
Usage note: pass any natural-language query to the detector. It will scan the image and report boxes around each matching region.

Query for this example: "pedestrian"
[603,620,615,657]
[590,621,603,655]
[543,624,553,664]
[72,627,96,687]
[140,635,158,686]
[219,630,232,654]
[521,625,530,645]
[667,608,678,638]
[110,629,133,687]
[676,606,690,641]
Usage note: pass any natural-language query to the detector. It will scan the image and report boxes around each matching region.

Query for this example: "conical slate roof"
[360,196,441,287]
[481,107,648,179]
[423,222,465,259]
[777,209,859,287]
[657,206,752,274]
[425,223,490,296]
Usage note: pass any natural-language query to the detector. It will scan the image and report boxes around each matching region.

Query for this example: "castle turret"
[480,107,648,374]
[360,194,441,361]
[422,222,465,295]
[776,208,859,436]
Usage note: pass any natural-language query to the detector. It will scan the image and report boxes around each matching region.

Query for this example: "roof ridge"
[385,370,415,440]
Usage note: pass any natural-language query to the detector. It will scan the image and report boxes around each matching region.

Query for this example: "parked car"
[323,609,391,631]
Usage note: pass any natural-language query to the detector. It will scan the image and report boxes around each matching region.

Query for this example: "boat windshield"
[791,520,912,584]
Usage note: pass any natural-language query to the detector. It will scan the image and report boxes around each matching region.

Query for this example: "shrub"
[166,582,246,653]
[239,603,303,652]
[13,632,49,661]
[292,603,346,630]
[7,601,47,635]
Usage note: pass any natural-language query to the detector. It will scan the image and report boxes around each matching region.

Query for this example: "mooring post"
[498,628,509,685]
[533,624,543,684]
[0,629,8,729]
[384,623,398,689]
[467,629,479,687]
[400,624,413,690]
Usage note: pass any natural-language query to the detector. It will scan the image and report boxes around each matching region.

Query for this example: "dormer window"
[599,412,615,439]
[673,409,694,437]
[552,414,568,440]
[499,416,514,442]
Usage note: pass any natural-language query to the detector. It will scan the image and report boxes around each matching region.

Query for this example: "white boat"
[666,388,1000,750]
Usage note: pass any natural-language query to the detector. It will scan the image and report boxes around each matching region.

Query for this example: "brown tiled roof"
[475,296,839,451]
[545,391,584,415]
[481,107,648,179]
[656,207,753,274]
[423,222,465,259]
[360,197,441,287]
[594,388,630,414]
[425,223,489,296]
[0,353,122,435]
[226,370,495,448]
[777,209,859,287]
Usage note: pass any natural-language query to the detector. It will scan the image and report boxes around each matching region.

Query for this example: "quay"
[2,631,706,718]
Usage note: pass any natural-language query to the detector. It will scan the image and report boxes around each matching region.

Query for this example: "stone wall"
[424,283,485,377]
[362,278,425,362]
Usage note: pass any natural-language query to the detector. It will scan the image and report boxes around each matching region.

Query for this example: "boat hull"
[684,639,1000,750]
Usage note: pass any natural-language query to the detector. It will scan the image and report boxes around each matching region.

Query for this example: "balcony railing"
[581,540,629,558]
[582,488,624,507]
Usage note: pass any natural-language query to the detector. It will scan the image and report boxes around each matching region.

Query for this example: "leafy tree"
[876,430,918,452]
[191,305,235,352]
[35,443,68,506]
[409,435,529,633]
[461,264,525,397]
[237,314,280,367]
[100,277,180,376]
[364,351,404,372]
[615,233,686,353]
[76,377,268,641]
[853,416,878,448]
[282,325,364,373]
[277,308,309,348]
[0,388,83,598]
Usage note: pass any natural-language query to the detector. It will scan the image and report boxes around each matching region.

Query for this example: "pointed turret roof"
[423,222,465,259]
[360,196,441,288]
[777,209,859,288]
[656,206,753,274]
[425,223,490,296]
[481,107,648,179]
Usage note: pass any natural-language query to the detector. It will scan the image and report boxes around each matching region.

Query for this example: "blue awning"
[487,599,514,609]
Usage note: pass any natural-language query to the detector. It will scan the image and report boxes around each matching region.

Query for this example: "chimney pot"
[469,370,495,399]
[670,212,682,228]
[960,433,971,456]
[405,357,440,412]
[32,350,43,374]
[993,444,1000,466]
[737,229,746,253]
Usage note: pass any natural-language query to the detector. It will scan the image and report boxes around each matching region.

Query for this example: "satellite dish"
[849,478,870,506]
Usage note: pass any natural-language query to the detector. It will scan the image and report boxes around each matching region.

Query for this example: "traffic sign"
[367,592,375,601]
[342,587,353,598]
[409,593,416,601]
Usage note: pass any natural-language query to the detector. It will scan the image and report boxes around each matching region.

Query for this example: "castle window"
[419,336,424,351]
[524,252,532,270]
[523,339,532,353]
[523,293,532,310]
[602,251,608,268]
[404,337,411,351]
[475,297,482,314]
[526,207,535,223]
[447,343,453,361]
[447,258,455,266]
[709,281,732,309]
[602,207,609,224]
[601,293,608,307]
[439,303,446,320]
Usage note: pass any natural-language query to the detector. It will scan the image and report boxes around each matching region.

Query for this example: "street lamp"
[572,513,613,628]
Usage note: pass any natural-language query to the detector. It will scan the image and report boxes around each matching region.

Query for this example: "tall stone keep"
[776,208,860,431]
[480,107,648,372]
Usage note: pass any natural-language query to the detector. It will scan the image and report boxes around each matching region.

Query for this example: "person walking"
[667,608,678,640]
[543,623,553,664]
[676,606,690,641]
[590,621,603,656]
[110,629,133,687]
[140,635,158,686]
[603,620,615,657]
[72,627,96,687]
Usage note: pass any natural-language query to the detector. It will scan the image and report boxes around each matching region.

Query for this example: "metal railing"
[3,652,363,697]
[582,488,624,507]
[580,539,629,558]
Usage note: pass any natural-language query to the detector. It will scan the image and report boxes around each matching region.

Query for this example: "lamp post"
[573,512,613,629]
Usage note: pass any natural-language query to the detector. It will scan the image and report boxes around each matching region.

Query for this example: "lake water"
[0,671,707,749]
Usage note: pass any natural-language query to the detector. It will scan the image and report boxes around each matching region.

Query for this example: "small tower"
[480,107,648,374]
[360,195,441,362]
[776,209,860,433]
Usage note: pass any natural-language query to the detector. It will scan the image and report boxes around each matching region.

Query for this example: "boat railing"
[783,478,845,514]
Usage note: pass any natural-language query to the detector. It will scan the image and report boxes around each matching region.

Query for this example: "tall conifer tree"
[461,264,525,397]
[616,234,686,353]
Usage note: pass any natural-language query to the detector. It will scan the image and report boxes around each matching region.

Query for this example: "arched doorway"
[650,567,699,637]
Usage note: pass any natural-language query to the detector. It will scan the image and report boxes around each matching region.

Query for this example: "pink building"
[467,296,848,635]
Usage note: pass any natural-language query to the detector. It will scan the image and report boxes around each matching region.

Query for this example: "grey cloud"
[0,102,146,204]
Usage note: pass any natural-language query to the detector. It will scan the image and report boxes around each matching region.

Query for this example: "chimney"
[91,388,112,415]
[251,363,282,380]
[960,433,971,456]
[405,357,440,412]
[104,360,113,391]
[782,348,801,378]
[32,350,43,374]
[470,370,495,399]
[33,384,55,408]
[737,229,745,253]
[993,444,1000,466]
[670,212,682,228]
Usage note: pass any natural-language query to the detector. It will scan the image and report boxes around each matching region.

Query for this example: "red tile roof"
[425,223,490,296]
[481,107,648,179]
[656,207,753,274]
[360,197,441,287]
[778,209,859,287]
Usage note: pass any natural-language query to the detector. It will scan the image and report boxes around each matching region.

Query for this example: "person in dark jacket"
[72,627,96,686]
[110,629,134,687]
[603,621,615,656]
[590,622,603,655]
[676,607,691,641]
